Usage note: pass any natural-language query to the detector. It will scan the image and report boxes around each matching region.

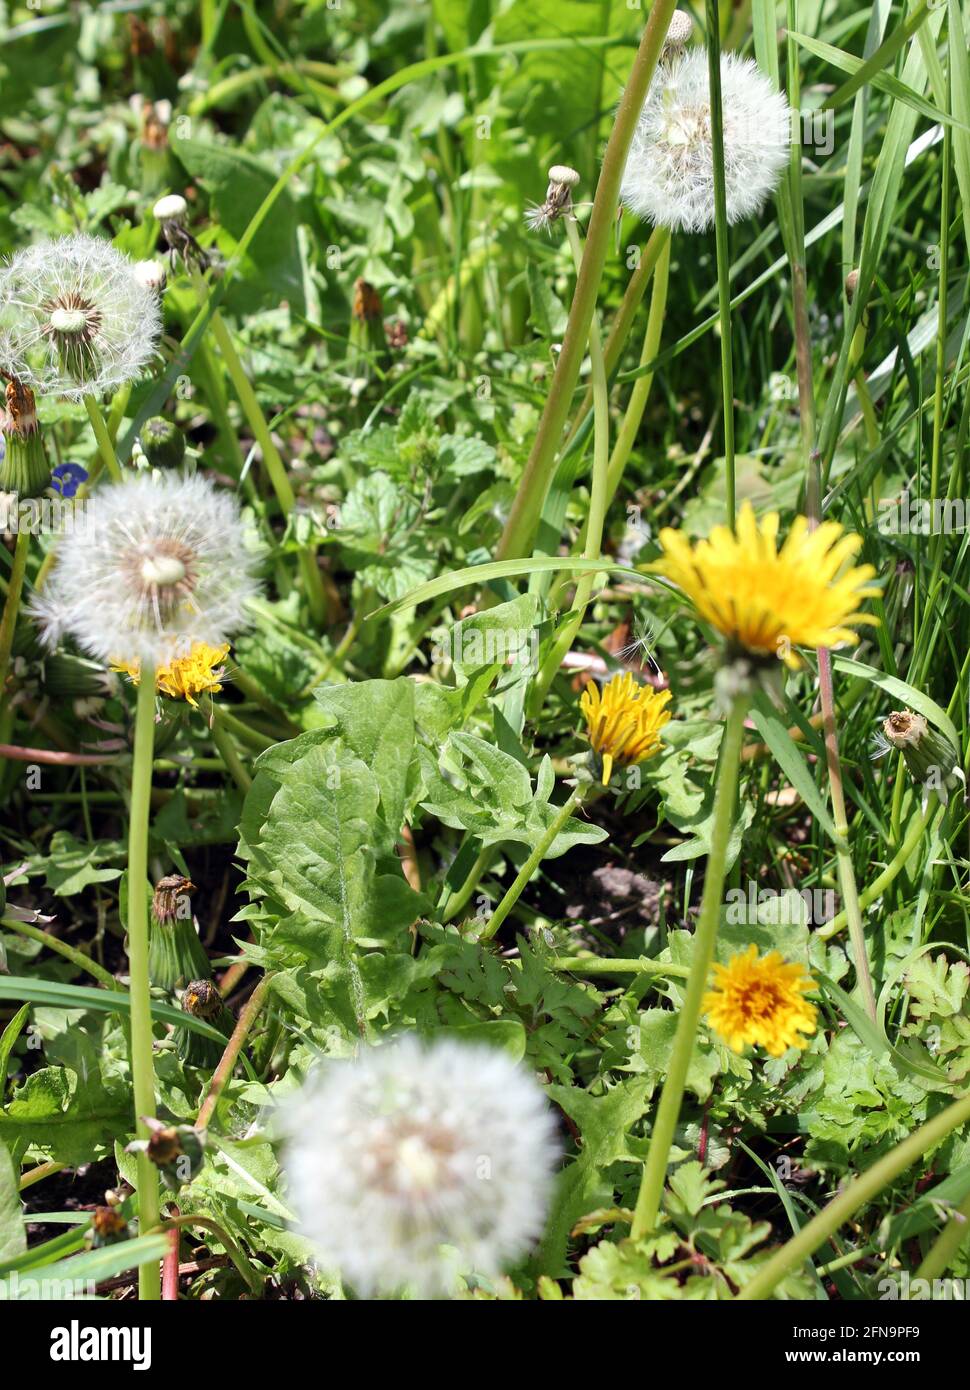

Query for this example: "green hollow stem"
[553,955,690,980]
[737,1088,970,1299]
[0,529,30,705]
[204,698,253,793]
[128,670,161,1301]
[631,694,747,1240]
[441,845,496,923]
[84,396,123,484]
[817,800,939,941]
[704,0,735,528]
[915,1184,970,1282]
[196,283,328,627]
[529,216,611,713]
[817,649,877,1022]
[495,0,679,562]
[480,787,585,942]
[564,225,671,452]
[164,1213,262,1297]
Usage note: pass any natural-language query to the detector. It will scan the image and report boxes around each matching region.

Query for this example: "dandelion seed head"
[29,472,260,669]
[620,51,791,233]
[0,234,161,400]
[153,194,187,223]
[282,1036,560,1298]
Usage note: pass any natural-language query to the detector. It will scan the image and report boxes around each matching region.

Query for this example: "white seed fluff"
[30,472,261,668]
[620,51,791,233]
[282,1037,560,1298]
[0,233,161,400]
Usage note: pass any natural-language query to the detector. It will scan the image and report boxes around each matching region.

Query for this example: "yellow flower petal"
[703,944,817,1056]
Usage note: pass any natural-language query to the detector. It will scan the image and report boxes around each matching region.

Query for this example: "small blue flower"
[50,462,89,498]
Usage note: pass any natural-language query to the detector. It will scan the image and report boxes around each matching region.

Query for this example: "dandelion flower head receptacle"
[283,1036,560,1298]
[0,234,161,400]
[30,473,260,670]
[651,501,879,669]
[619,49,791,233]
[580,672,672,785]
[703,946,817,1057]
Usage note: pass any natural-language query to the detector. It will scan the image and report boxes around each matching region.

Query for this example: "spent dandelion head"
[650,501,880,676]
[30,473,260,670]
[580,671,672,785]
[881,708,966,807]
[282,1036,560,1298]
[0,234,161,400]
[620,50,791,233]
[524,164,581,234]
[703,945,817,1057]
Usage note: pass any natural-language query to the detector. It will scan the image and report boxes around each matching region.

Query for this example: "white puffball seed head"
[620,50,791,233]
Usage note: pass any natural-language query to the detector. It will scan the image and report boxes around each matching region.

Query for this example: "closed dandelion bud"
[42,653,119,700]
[177,978,232,1069]
[140,415,185,470]
[127,1116,206,1192]
[148,874,210,990]
[882,710,966,806]
[88,1204,129,1248]
[137,99,172,197]
[0,380,50,499]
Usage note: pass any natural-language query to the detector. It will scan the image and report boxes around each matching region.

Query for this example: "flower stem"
[736,1088,970,1299]
[704,0,736,528]
[915,1184,970,1282]
[480,786,585,942]
[495,1,679,561]
[530,217,610,712]
[553,956,690,980]
[0,529,30,706]
[631,694,747,1239]
[818,649,877,1022]
[83,396,123,483]
[128,669,160,1301]
[204,697,252,793]
[195,971,275,1131]
[1,915,119,990]
[816,799,939,941]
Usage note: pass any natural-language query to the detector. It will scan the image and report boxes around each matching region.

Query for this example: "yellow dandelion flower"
[651,501,879,669]
[580,672,672,786]
[113,642,230,707]
[703,945,817,1057]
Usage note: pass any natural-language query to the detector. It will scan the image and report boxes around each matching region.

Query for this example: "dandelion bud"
[0,379,50,499]
[137,100,173,197]
[620,52,791,232]
[148,874,209,990]
[127,1117,206,1192]
[140,415,185,470]
[177,978,232,1069]
[283,1037,559,1297]
[882,710,966,806]
[663,9,694,52]
[42,652,119,701]
[88,1205,129,1248]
